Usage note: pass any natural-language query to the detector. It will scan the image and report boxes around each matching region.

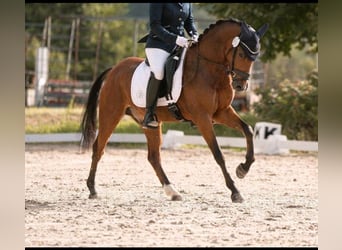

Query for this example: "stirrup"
[142,113,158,129]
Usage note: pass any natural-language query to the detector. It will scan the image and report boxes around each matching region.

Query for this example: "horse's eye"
[239,51,245,58]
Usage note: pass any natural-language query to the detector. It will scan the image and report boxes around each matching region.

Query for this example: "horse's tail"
[80,67,112,150]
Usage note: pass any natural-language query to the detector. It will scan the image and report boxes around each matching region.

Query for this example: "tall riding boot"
[142,73,161,129]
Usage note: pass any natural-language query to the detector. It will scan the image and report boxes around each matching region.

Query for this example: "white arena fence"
[25,131,318,155]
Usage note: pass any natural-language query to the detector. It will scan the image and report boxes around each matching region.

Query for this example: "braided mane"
[197,18,241,43]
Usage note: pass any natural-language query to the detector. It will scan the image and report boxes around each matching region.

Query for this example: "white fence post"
[35,47,49,106]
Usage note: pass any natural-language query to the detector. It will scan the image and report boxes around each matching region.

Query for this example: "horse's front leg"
[195,115,244,203]
[213,107,255,179]
[143,126,182,201]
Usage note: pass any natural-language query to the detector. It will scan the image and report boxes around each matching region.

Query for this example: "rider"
[141,3,198,129]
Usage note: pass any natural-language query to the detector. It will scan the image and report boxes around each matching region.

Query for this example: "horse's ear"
[241,21,252,35]
[256,23,269,38]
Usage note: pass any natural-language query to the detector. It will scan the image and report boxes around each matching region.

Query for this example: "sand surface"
[25,143,318,247]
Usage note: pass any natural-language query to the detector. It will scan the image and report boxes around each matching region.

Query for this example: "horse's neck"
[198,23,240,62]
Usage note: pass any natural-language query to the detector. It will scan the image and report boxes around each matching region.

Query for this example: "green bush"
[252,70,318,141]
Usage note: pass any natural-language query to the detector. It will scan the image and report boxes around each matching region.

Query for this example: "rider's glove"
[176,36,189,48]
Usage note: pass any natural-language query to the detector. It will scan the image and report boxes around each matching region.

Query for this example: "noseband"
[195,42,250,90]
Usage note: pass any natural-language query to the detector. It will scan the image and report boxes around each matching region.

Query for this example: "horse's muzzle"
[233,79,248,91]
[231,69,250,91]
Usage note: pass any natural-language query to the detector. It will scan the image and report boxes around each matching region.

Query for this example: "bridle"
[192,38,252,91]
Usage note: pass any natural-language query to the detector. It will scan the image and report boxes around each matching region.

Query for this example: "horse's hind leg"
[143,126,182,201]
[213,107,255,179]
[195,116,244,203]
[87,106,126,199]
[87,137,101,198]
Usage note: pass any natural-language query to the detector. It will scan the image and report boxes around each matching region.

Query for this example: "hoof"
[171,194,183,201]
[88,193,98,199]
[164,184,182,201]
[231,192,244,203]
[236,163,248,179]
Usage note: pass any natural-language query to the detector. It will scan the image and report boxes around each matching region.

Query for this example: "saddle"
[131,47,186,120]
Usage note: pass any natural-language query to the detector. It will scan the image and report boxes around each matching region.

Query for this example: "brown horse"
[81,19,268,203]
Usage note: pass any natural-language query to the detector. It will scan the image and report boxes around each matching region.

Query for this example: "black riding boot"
[142,73,161,129]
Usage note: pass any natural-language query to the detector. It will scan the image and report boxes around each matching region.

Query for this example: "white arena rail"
[25,131,318,154]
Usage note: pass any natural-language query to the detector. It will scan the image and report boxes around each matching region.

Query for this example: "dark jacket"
[143,3,198,53]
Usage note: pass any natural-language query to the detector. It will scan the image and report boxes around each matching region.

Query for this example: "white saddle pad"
[131,48,187,108]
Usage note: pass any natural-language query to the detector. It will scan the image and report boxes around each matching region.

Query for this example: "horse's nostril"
[233,83,243,91]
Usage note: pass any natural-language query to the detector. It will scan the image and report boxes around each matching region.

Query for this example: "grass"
[25,107,84,134]
[25,106,258,137]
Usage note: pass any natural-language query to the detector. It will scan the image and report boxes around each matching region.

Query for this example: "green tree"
[25,3,84,78]
[199,3,317,62]
[76,4,130,80]
[25,3,130,80]
[25,3,84,27]
[265,44,317,87]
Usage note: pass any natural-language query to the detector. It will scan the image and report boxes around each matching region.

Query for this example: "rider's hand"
[176,36,189,48]
[188,35,199,47]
